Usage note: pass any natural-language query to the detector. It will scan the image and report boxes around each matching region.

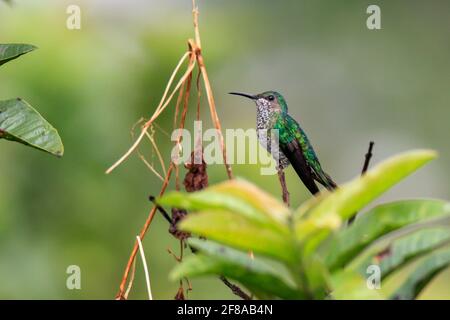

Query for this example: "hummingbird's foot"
[277,169,290,207]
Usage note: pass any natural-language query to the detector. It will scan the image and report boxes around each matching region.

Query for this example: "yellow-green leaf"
[330,270,384,300]
[326,200,450,271]
[306,150,437,221]
[171,238,304,299]
[179,210,296,263]
[208,178,291,224]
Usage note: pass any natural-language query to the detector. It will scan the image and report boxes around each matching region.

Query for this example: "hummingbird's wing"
[284,115,337,191]
[280,139,320,195]
[277,117,320,195]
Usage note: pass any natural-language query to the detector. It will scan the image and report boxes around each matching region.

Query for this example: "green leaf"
[0,44,37,66]
[208,178,291,223]
[390,246,450,299]
[179,210,296,263]
[0,98,64,156]
[348,219,450,278]
[158,178,290,227]
[300,254,331,299]
[330,270,384,300]
[158,191,286,233]
[325,200,450,271]
[293,190,332,220]
[293,151,437,257]
[305,150,437,222]
[172,238,304,299]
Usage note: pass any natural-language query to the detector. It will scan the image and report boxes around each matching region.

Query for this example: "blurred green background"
[0,0,449,299]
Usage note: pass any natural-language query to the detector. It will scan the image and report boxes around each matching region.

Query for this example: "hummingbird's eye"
[267,95,275,101]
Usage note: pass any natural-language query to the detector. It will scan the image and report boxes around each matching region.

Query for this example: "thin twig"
[131,119,165,182]
[153,122,171,138]
[348,141,375,225]
[116,164,174,299]
[116,54,196,298]
[106,51,193,174]
[191,6,245,298]
[361,141,375,175]
[196,50,233,180]
[190,5,233,180]
[114,1,241,300]
[174,55,194,190]
[173,81,186,130]
[138,153,165,182]
[136,236,153,300]
[192,0,202,49]
[144,58,196,129]
[196,68,202,121]
[149,195,173,224]
[145,130,167,177]
[123,259,136,300]
[219,276,252,300]
[277,169,290,207]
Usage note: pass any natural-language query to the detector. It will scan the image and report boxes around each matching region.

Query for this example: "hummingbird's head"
[229,90,288,113]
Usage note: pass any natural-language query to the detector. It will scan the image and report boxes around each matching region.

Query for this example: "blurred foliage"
[0,44,63,156]
[161,150,450,299]
[0,0,449,299]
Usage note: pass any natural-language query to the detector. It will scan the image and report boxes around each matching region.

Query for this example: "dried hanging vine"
[106,0,248,300]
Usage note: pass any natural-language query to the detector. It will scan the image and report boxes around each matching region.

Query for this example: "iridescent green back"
[274,113,320,168]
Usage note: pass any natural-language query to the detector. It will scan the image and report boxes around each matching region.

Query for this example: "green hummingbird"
[229,91,336,195]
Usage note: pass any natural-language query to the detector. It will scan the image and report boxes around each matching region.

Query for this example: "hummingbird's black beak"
[229,92,257,100]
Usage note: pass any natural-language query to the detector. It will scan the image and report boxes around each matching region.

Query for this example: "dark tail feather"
[324,172,337,190]
[314,170,337,191]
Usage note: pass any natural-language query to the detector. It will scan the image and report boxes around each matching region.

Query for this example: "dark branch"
[219,276,252,300]
[348,141,375,225]
[361,141,375,175]
[149,195,173,224]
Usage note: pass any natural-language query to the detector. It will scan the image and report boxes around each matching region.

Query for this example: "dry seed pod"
[183,150,208,192]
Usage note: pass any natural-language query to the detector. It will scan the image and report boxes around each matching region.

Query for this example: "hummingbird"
[229,91,336,195]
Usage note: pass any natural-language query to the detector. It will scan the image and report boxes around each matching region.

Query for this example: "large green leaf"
[208,179,291,223]
[298,254,330,299]
[0,43,37,66]
[390,246,450,299]
[330,270,384,300]
[325,200,450,271]
[348,220,450,278]
[171,238,304,299]
[0,98,64,156]
[293,151,437,257]
[179,210,296,263]
[158,191,287,233]
[158,178,290,228]
[304,150,437,223]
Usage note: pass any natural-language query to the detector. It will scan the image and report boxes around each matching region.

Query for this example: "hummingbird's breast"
[255,103,290,170]
[256,100,275,130]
